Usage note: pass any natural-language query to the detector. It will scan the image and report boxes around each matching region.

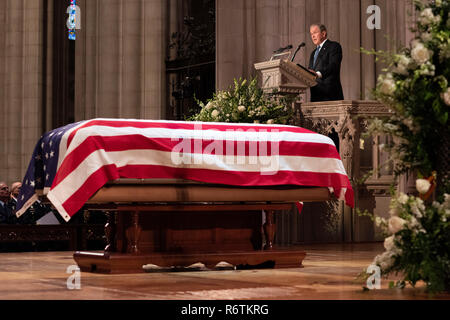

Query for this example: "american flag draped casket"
[15,118,354,222]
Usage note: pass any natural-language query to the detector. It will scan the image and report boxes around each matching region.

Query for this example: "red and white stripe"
[45,119,353,221]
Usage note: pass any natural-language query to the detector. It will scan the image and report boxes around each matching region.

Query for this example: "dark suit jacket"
[0,201,14,224]
[7,198,49,224]
[308,39,344,102]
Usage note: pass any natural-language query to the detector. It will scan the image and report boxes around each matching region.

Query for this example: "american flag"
[16,118,354,222]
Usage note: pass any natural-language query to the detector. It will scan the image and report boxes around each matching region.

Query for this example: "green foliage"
[188,77,296,124]
[363,0,450,178]
[361,0,450,294]
[369,190,450,293]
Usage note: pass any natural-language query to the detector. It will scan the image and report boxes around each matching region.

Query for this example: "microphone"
[273,44,293,54]
[290,42,306,62]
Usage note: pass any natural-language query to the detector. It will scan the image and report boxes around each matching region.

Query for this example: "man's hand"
[308,69,318,78]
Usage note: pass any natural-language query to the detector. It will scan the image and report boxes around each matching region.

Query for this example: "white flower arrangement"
[419,7,441,26]
[189,78,295,125]
[411,41,433,64]
[365,176,450,292]
[378,74,397,95]
[362,0,449,177]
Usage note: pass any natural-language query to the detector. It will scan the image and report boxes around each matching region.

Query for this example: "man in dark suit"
[9,181,50,224]
[308,24,344,102]
[0,182,14,224]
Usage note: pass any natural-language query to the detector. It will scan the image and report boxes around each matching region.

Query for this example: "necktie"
[313,45,321,66]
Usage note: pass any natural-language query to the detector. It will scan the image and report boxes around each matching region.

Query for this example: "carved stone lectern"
[254,59,317,125]
[254,59,317,95]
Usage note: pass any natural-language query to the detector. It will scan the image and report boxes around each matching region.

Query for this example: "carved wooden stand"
[74,203,306,273]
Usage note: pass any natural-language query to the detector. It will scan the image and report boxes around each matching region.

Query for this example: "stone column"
[75,0,166,121]
[0,0,45,184]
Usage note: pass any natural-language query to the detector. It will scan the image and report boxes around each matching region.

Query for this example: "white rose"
[388,216,407,234]
[421,32,433,42]
[420,8,441,25]
[419,62,435,76]
[395,64,408,75]
[411,42,432,64]
[379,76,396,95]
[237,105,246,112]
[394,55,411,75]
[410,203,423,218]
[397,192,409,205]
[415,197,425,211]
[416,178,431,194]
[205,102,213,110]
[376,252,395,270]
[266,119,274,124]
[422,8,434,18]
[211,110,219,118]
[407,216,421,229]
[436,0,442,6]
[253,120,260,124]
[441,87,450,106]
[384,235,395,251]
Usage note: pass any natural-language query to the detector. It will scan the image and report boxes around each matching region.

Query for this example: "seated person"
[0,182,14,224]
[9,181,21,208]
[9,181,51,224]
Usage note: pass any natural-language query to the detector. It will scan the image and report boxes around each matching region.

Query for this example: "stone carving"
[254,59,317,95]
[299,100,394,242]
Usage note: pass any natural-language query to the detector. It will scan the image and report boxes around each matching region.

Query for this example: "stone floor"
[0,242,449,300]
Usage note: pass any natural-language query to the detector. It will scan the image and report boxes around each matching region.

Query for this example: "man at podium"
[308,24,344,102]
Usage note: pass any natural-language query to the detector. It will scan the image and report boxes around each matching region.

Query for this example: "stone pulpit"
[254,58,394,244]
[254,58,317,124]
[269,100,394,245]
[298,100,394,243]
[254,59,317,96]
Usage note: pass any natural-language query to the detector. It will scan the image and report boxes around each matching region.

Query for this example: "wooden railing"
[0,224,105,252]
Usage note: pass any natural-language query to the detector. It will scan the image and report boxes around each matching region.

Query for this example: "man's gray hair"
[310,23,327,33]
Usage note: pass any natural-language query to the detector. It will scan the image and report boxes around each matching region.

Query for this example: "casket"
[16,119,353,273]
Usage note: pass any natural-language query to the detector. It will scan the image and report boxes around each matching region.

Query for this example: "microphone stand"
[290,43,305,62]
